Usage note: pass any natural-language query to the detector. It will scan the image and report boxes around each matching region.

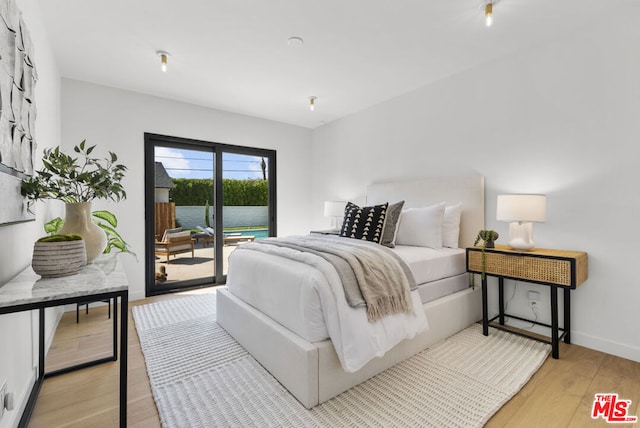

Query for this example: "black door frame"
[144,133,277,296]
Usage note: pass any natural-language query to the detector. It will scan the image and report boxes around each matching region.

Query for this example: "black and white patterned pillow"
[340,202,388,243]
[381,200,405,248]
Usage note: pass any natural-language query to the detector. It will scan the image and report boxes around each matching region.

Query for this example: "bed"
[217,175,485,408]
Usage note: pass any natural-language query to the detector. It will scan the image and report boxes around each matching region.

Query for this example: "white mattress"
[391,246,466,285]
[226,244,467,344]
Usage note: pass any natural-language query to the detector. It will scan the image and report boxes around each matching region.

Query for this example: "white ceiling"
[36,0,621,129]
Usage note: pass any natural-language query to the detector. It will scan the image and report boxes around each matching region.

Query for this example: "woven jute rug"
[133,293,550,427]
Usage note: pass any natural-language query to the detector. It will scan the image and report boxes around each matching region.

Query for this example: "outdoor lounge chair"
[223,233,255,245]
[195,226,215,247]
[155,228,195,263]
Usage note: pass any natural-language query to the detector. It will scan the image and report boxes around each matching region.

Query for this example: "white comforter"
[228,237,429,373]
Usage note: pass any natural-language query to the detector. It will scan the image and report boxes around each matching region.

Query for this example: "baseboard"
[571,331,640,363]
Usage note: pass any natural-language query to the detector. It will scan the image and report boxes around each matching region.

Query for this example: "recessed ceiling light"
[287,36,304,47]
[485,3,493,27]
[481,0,499,27]
[156,50,170,72]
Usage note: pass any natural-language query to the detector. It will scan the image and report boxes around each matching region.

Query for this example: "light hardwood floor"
[29,291,640,427]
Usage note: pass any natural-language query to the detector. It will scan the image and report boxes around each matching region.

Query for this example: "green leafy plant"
[43,217,64,235]
[44,211,136,259]
[470,229,499,289]
[169,178,268,206]
[475,229,498,249]
[21,140,127,208]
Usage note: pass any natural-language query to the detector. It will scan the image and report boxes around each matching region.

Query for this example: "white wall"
[0,1,62,427]
[154,188,169,203]
[311,9,640,362]
[61,79,313,301]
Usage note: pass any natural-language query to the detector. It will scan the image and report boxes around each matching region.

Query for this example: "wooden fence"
[155,202,175,238]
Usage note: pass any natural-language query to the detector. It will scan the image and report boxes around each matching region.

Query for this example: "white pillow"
[395,202,446,248]
[442,203,462,248]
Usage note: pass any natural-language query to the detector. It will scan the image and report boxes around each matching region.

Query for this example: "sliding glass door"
[144,133,276,296]
[221,151,272,275]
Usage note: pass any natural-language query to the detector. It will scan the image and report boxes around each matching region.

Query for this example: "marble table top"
[0,254,128,309]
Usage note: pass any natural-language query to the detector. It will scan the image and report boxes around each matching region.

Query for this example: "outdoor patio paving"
[154,240,243,284]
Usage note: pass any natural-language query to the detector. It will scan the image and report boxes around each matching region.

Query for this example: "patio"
[154,240,244,284]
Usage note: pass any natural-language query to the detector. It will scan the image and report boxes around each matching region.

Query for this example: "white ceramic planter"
[58,202,107,263]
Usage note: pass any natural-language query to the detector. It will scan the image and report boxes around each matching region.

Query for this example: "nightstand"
[466,245,588,359]
[310,229,340,235]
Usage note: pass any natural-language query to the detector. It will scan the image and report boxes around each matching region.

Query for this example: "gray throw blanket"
[254,235,417,322]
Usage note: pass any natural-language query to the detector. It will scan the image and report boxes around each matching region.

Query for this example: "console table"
[0,255,128,427]
[466,245,588,359]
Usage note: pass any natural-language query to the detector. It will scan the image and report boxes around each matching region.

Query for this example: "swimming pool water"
[227,229,269,240]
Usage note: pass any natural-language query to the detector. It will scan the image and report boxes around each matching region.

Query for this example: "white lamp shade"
[496,194,546,223]
[324,201,346,217]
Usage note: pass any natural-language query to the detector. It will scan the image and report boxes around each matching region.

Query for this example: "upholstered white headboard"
[366,176,485,248]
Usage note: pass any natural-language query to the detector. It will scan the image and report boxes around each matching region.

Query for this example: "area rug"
[133,294,550,428]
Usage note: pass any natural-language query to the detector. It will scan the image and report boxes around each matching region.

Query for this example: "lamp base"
[507,222,535,251]
[331,216,343,230]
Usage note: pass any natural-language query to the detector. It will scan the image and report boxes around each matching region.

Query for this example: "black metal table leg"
[119,292,128,427]
[39,308,45,379]
[498,277,505,325]
[551,285,559,359]
[482,275,488,336]
[564,288,571,344]
[113,297,118,361]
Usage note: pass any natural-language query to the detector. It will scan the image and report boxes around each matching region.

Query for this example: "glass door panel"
[153,145,215,288]
[221,152,270,275]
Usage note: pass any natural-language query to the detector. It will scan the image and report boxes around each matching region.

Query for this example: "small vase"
[58,202,107,263]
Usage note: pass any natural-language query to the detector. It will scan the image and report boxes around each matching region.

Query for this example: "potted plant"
[43,211,136,258]
[21,141,127,263]
[32,234,87,277]
[476,229,498,249]
[470,229,499,288]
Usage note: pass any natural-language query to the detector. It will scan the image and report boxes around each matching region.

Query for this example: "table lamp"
[324,201,346,230]
[496,194,546,250]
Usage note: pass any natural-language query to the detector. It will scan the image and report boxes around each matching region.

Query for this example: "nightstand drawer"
[466,246,588,288]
